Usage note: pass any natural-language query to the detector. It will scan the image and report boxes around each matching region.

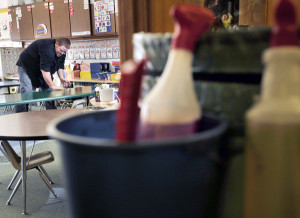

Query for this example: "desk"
[4,76,19,81]
[0,109,85,214]
[0,81,20,94]
[0,86,93,107]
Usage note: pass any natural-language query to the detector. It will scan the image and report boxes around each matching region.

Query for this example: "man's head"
[55,38,71,57]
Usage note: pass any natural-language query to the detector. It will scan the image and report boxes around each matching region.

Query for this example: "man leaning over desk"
[15,38,71,113]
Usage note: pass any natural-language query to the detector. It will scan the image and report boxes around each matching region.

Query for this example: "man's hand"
[60,77,71,88]
[52,85,65,90]
[57,69,71,88]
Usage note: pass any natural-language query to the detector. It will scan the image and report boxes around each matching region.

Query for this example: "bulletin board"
[91,0,116,35]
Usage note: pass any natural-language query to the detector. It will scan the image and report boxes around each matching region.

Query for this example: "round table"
[0,109,85,214]
[89,97,119,109]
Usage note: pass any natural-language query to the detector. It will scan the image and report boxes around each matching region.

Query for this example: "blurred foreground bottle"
[138,4,215,140]
[245,0,300,217]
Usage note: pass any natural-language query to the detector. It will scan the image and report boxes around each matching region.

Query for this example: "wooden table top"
[89,97,119,109]
[0,109,85,140]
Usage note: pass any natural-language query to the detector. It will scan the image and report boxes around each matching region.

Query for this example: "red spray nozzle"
[270,0,299,47]
[116,58,147,143]
[170,4,215,52]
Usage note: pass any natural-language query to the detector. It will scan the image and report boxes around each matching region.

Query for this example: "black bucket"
[48,110,227,218]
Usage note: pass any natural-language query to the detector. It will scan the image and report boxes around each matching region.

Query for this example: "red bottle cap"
[270,0,299,47]
[170,4,215,52]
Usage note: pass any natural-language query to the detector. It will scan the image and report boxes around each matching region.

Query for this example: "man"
[15,38,71,113]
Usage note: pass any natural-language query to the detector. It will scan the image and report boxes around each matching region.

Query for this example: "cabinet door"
[50,0,71,38]
[31,2,52,39]
[239,0,300,27]
[239,0,267,26]
[69,0,91,37]
[91,0,116,36]
[114,0,119,33]
[19,5,35,40]
[8,6,20,41]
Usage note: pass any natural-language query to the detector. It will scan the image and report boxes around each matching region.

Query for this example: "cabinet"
[8,5,34,41]
[118,0,187,63]
[69,0,91,37]
[31,2,52,39]
[239,0,300,26]
[114,0,119,33]
[6,0,120,42]
[49,0,71,38]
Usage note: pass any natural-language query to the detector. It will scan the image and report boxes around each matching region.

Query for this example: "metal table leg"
[21,140,27,215]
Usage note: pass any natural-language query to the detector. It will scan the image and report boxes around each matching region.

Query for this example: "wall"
[66,38,120,73]
[0,47,24,79]
[0,1,8,9]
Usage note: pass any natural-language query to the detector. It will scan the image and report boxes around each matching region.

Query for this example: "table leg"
[21,140,27,215]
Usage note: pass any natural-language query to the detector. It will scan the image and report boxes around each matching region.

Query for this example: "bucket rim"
[47,110,227,149]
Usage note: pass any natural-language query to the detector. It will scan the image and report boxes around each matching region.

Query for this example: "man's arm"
[57,68,71,88]
[41,70,62,89]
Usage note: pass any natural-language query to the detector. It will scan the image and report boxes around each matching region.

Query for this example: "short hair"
[56,38,71,49]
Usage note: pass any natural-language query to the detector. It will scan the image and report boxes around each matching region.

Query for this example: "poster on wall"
[93,0,114,33]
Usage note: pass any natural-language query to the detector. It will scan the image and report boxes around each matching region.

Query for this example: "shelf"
[133,26,300,84]
[70,78,120,84]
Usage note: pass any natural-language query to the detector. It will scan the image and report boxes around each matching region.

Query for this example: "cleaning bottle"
[138,4,215,140]
[116,59,146,142]
[245,0,300,217]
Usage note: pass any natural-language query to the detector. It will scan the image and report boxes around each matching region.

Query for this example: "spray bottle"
[138,4,215,140]
[245,0,300,217]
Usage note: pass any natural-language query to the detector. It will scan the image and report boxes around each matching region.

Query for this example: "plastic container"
[245,48,300,218]
[80,71,91,79]
[48,110,228,218]
[111,72,121,81]
[72,70,80,79]
[97,72,108,80]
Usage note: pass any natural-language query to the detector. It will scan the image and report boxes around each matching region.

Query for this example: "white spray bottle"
[245,0,300,217]
[138,4,215,140]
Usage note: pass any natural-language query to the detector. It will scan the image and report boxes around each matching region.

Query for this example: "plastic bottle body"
[245,47,300,218]
[138,49,201,140]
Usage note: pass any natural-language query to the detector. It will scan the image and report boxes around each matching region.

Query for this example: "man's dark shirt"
[16,38,66,88]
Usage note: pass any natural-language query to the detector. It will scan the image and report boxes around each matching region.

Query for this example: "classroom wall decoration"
[67,38,119,61]
[93,0,115,33]
[1,47,24,77]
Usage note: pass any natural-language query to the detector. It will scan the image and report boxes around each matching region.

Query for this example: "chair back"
[71,98,87,109]
[1,141,21,170]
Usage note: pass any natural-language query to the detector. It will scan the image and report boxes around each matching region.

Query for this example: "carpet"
[0,140,70,218]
